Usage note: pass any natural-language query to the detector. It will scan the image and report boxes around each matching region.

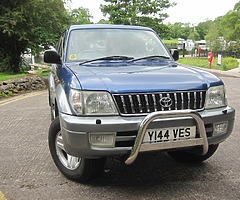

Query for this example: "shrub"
[0,91,13,98]
[0,54,12,72]
[221,57,239,71]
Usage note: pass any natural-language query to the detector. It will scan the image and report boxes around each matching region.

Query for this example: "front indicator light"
[89,133,116,148]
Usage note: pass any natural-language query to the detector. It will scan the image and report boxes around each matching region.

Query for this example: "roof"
[67,24,153,31]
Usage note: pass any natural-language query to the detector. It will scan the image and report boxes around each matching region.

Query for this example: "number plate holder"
[143,126,196,143]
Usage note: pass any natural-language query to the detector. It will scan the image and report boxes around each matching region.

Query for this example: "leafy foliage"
[220,5,240,41]
[205,18,223,51]
[167,23,192,40]
[195,20,213,40]
[0,91,13,98]
[97,19,111,24]
[204,1,240,52]
[220,57,239,70]
[70,7,93,24]
[166,1,240,51]
[100,0,175,37]
[0,0,70,72]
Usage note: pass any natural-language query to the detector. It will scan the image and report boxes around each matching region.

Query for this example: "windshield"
[66,28,170,62]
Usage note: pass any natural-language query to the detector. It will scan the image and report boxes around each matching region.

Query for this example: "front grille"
[113,91,206,115]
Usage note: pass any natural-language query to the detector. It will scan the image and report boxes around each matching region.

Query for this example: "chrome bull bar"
[125,110,208,165]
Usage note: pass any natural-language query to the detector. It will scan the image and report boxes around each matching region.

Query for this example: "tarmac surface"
[0,66,239,200]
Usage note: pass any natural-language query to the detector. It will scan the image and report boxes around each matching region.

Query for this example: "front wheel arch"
[54,99,59,118]
[50,99,59,121]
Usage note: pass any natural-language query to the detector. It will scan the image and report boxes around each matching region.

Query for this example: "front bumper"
[60,106,235,162]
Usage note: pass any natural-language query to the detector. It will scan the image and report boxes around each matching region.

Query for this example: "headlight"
[205,85,227,109]
[69,90,118,115]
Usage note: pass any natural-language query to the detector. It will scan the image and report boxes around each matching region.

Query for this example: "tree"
[195,20,213,40]
[168,23,192,40]
[205,18,223,51]
[0,0,70,72]
[204,1,240,52]
[70,7,93,24]
[188,28,200,41]
[97,19,111,24]
[220,4,240,41]
[100,0,175,37]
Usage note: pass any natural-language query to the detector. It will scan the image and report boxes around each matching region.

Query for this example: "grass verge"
[163,39,178,44]
[35,69,50,77]
[177,57,239,71]
[0,72,27,81]
[0,69,50,82]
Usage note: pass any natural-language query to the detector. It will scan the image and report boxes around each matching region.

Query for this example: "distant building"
[196,40,207,50]
[218,37,227,51]
[178,38,195,51]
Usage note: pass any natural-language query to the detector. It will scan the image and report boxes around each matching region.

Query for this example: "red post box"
[208,52,213,69]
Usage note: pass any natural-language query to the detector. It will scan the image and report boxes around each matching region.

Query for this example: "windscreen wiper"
[79,56,134,65]
[127,55,170,63]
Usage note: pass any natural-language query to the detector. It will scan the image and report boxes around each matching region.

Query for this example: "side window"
[56,32,66,59]
[56,37,62,53]
[61,32,66,59]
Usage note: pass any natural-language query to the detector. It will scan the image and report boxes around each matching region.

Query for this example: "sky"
[68,0,239,25]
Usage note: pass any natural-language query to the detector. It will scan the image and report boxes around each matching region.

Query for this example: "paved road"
[0,76,240,200]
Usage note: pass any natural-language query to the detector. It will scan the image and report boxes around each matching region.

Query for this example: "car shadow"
[88,152,214,188]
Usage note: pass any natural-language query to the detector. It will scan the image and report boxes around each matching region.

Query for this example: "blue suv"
[44,24,235,182]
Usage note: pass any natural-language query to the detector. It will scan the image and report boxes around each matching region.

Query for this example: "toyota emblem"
[160,97,172,108]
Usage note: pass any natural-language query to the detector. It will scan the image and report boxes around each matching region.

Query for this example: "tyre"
[48,116,106,182]
[167,144,219,163]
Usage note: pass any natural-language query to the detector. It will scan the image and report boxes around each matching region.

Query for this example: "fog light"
[213,122,228,135]
[89,133,116,148]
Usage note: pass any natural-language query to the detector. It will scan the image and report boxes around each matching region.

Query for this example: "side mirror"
[44,50,61,64]
[170,49,179,61]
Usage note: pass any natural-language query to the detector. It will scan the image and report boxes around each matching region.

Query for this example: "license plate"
[143,126,196,143]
